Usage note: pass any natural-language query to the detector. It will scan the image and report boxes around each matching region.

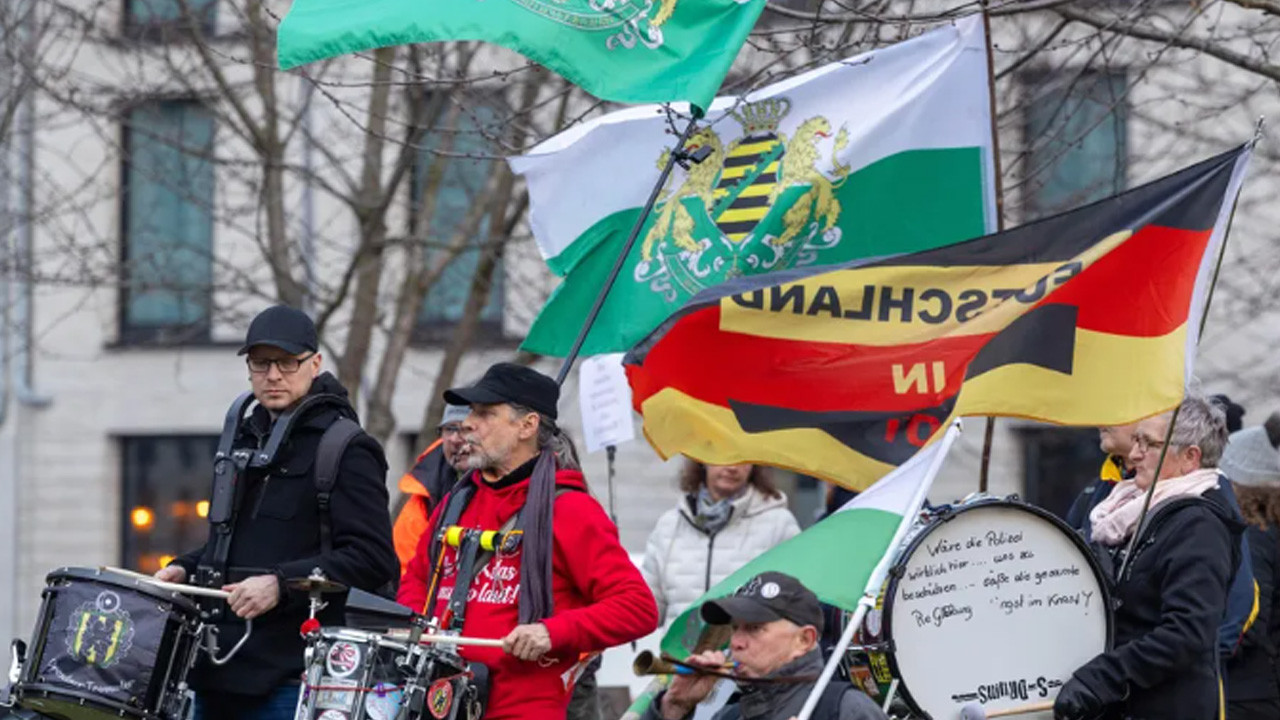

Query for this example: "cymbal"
[285,576,348,595]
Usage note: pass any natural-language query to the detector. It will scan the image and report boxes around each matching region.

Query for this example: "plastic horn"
[632,650,734,677]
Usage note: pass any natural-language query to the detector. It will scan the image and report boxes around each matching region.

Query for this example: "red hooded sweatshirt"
[398,463,658,720]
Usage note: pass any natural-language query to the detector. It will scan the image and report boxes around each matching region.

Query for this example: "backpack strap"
[314,417,363,556]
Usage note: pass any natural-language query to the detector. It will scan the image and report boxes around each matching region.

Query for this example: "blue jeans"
[194,683,300,720]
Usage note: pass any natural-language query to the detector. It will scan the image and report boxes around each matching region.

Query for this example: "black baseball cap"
[701,572,824,632]
[444,363,559,420]
[237,305,319,356]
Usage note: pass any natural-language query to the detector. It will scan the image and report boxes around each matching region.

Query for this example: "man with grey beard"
[397,363,657,720]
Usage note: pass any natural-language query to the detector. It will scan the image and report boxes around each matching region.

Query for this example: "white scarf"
[1089,468,1221,546]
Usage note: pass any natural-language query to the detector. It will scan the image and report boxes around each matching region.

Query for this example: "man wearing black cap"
[398,362,658,720]
[645,572,886,720]
[156,305,398,720]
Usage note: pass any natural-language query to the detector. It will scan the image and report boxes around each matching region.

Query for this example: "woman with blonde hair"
[641,461,800,625]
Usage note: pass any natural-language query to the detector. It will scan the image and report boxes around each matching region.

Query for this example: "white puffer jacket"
[641,485,801,625]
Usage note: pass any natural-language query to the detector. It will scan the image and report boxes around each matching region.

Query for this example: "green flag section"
[658,431,954,658]
[514,17,996,357]
[276,0,765,111]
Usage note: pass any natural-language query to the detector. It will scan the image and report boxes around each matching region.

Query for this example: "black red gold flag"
[624,146,1252,489]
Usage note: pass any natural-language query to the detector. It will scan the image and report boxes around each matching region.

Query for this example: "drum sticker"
[64,591,135,669]
[326,642,362,677]
[364,682,404,720]
[316,711,349,720]
[427,678,454,719]
[316,677,357,711]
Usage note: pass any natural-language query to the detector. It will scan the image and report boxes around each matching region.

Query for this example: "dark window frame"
[406,94,509,347]
[118,98,216,346]
[120,0,219,43]
[119,434,220,573]
[1019,67,1129,222]
[1016,426,1108,521]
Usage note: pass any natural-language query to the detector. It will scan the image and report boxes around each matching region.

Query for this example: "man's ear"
[798,624,818,651]
[310,352,323,377]
[520,412,541,441]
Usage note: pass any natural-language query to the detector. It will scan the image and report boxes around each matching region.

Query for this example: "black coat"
[174,373,398,696]
[1227,524,1280,702]
[1074,486,1245,720]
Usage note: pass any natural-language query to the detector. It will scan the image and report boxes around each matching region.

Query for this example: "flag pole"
[1116,141,1255,581]
[554,110,705,386]
[978,0,1006,493]
[795,421,963,720]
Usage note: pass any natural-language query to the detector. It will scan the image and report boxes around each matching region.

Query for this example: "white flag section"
[659,423,962,658]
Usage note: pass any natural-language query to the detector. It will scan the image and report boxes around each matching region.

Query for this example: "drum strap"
[426,485,575,631]
[199,393,352,593]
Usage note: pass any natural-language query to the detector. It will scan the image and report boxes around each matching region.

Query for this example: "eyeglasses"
[439,424,464,437]
[1133,435,1178,453]
[247,353,314,375]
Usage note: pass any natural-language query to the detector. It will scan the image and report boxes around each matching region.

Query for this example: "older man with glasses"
[156,305,398,720]
[393,403,471,573]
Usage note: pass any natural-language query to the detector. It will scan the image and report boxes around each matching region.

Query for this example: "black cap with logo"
[237,305,319,356]
[701,571,824,632]
[444,362,560,420]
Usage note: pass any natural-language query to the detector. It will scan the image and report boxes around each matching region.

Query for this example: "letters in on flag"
[276,0,766,111]
[625,146,1252,489]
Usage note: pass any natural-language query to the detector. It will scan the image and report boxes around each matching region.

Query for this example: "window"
[123,0,218,41]
[120,435,219,573]
[410,102,505,344]
[1017,427,1106,522]
[1022,69,1128,221]
[120,100,215,344]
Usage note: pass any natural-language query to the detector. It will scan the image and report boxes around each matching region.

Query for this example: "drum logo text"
[65,591,135,669]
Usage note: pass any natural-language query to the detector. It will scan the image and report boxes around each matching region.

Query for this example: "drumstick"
[417,633,504,648]
[959,700,1054,719]
[100,566,232,600]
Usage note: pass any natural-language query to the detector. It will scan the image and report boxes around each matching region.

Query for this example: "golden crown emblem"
[728,98,792,136]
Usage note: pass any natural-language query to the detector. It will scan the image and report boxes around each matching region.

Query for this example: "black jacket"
[1227,524,1280,702]
[1074,485,1246,720]
[174,373,398,696]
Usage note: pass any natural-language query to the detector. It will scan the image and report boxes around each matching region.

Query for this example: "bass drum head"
[884,500,1111,720]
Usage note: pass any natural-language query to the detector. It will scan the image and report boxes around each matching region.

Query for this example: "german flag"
[624,146,1252,489]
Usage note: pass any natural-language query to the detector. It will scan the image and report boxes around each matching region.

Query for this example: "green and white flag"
[515,17,997,357]
[277,0,765,111]
[658,423,959,658]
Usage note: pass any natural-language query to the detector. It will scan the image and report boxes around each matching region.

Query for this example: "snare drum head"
[884,501,1110,720]
[21,570,198,718]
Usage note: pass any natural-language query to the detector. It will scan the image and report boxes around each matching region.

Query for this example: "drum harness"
[198,391,361,665]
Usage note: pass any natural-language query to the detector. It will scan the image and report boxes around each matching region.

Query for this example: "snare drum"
[297,628,411,720]
[852,499,1111,720]
[15,567,203,720]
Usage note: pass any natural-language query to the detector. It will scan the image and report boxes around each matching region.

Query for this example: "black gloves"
[1053,676,1105,720]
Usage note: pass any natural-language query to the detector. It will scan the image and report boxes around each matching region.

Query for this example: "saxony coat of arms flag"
[516,17,998,357]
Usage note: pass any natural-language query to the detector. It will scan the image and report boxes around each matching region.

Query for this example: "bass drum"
[860,499,1112,720]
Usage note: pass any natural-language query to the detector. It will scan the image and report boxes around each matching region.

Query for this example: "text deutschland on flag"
[624,146,1252,490]
[276,0,765,111]
[659,425,958,659]
[515,17,996,357]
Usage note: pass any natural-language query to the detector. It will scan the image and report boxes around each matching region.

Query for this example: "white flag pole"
[795,420,963,720]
